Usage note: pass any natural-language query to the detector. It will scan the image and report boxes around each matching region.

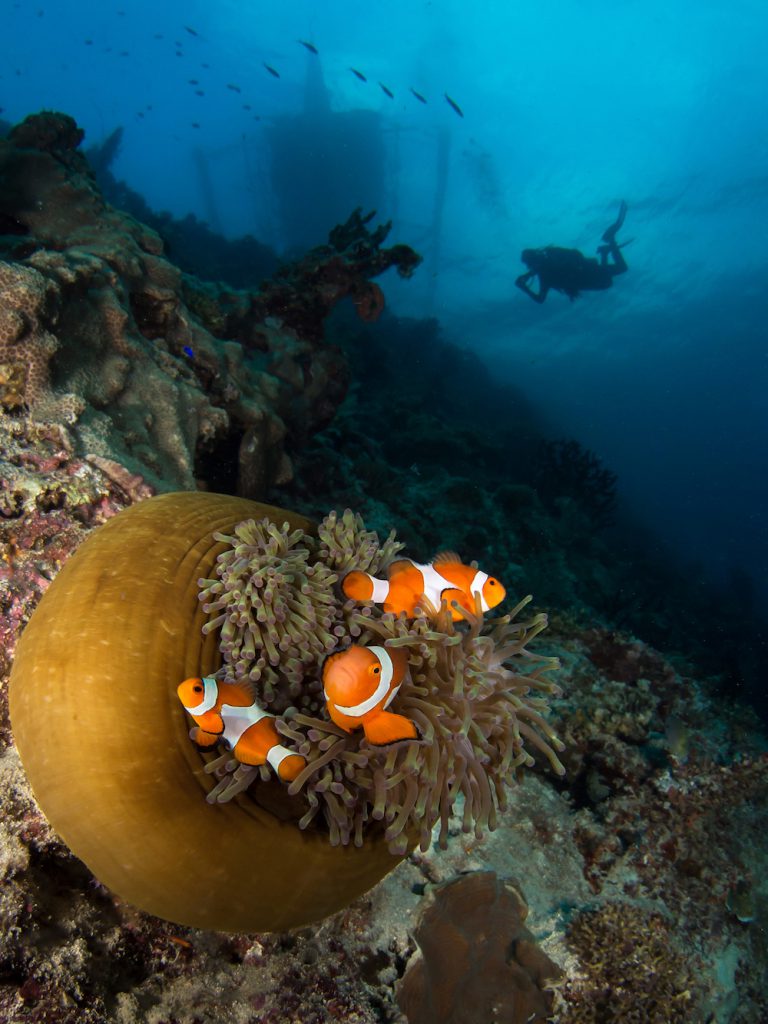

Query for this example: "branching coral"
[198,510,565,856]
[535,438,618,529]
[250,207,421,342]
[560,903,698,1022]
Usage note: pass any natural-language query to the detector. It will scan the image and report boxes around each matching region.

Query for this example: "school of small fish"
[4,6,466,128]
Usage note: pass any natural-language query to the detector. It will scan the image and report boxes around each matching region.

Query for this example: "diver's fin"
[601,199,627,242]
[363,710,418,745]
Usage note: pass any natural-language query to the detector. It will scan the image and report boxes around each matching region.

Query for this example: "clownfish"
[322,645,418,746]
[177,677,305,782]
[342,552,506,621]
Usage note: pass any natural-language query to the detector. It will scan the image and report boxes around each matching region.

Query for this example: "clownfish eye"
[193,684,203,693]
[489,579,497,586]
[372,666,381,675]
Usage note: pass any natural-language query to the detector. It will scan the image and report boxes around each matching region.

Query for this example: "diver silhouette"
[515,201,629,304]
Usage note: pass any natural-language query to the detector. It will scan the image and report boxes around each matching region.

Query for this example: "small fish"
[298,39,318,54]
[119,50,129,57]
[188,78,199,85]
[84,39,93,45]
[242,103,251,110]
[178,677,306,781]
[183,345,194,358]
[175,51,183,57]
[153,33,163,39]
[343,552,506,622]
[184,25,199,37]
[227,82,242,92]
[195,90,204,96]
[410,87,427,104]
[350,67,367,82]
[262,63,280,79]
[444,92,464,118]
[322,646,417,746]
[202,62,210,68]
[137,111,145,119]
[191,121,200,128]
[726,880,756,924]
[379,82,394,99]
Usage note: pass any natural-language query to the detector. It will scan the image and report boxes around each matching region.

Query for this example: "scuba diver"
[515,201,629,304]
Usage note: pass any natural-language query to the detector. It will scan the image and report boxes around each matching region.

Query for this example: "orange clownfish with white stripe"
[342,551,506,621]
[322,645,418,746]
[177,676,306,782]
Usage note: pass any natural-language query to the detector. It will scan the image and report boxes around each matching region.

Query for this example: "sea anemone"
[204,513,565,856]
[9,492,565,932]
[280,597,563,855]
[197,509,403,711]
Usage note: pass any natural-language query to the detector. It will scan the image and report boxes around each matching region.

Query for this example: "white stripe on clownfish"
[468,569,490,611]
[220,701,271,749]
[326,645,396,718]
[267,744,295,772]
[182,675,218,716]
[368,576,390,603]
[411,562,492,613]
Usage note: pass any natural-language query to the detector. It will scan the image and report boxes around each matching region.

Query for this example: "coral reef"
[2,106,767,1024]
[250,207,421,343]
[0,113,418,498]
[2,473,768,1016]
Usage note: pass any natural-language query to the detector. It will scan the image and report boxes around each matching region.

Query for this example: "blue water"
[3,0,767,610]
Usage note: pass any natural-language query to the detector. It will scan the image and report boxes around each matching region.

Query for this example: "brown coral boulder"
[397,871,562,1024]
